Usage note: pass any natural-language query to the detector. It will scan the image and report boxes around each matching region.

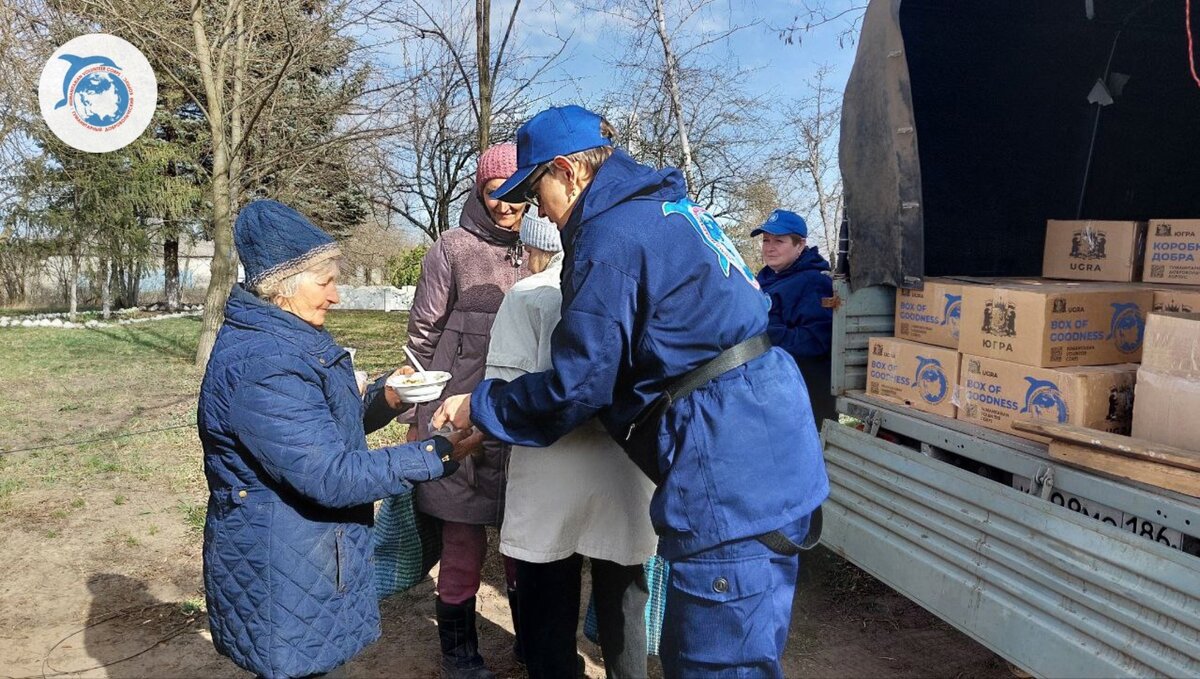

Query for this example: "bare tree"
[366,0,568,241]
[725,176,779,272]
[650,0,695,190]
[388,0,551,154]
[338,217,417,285]
[588,0,771,219]
[776,0,867,47]
[367,33,477,241]
[775,65,843,262]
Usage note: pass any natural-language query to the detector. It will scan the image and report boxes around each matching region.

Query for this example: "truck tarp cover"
[841,0,1200,290]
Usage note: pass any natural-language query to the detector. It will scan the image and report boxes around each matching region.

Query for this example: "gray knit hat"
[520,213,562,252]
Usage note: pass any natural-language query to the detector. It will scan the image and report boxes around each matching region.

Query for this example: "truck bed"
[825,279,1200,676]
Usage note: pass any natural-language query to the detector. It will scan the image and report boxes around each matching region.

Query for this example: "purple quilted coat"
[407,187,531,524]
[197,285,451,678]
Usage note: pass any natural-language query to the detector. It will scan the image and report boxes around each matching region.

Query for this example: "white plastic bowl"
[387,370,452,403]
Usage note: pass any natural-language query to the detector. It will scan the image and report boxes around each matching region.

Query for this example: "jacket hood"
[758,246,831,284]
[223,284,339,356]
[460,184,522,246]
[569,149,687,230]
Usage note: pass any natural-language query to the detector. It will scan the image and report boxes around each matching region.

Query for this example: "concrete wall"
[335,285,415,312]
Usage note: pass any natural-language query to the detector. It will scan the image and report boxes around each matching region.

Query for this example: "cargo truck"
[822,1,1200,675]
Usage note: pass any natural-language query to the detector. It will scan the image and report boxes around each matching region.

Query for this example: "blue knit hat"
[235,200,341,289]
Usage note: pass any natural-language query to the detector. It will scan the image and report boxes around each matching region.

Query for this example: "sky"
[345,0,864,242]
[478,0,863,243]
[506,0,861,115]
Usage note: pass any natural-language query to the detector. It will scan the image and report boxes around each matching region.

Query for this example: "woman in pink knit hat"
[393,142,532,678]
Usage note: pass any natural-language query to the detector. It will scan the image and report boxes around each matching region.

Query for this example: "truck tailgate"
[821,419,1200,677]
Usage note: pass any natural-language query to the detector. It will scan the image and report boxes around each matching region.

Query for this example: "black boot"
[436,597,495,679]
[506,587,524,665]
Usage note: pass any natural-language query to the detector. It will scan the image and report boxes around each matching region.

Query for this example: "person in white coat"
[484,213,657,679]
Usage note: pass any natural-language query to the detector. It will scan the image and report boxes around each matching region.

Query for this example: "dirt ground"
[0,317,1010,678]
[0,501,1008,679]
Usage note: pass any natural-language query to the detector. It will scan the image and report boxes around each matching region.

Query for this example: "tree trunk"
[1,251,21,304]
[100,257,111,319]
[130,260,142,308]
[112,262,124,308]
[476,0,491,153]
[122,262,135,308]
[193,0,238,369]
[653,0,695,193]
[68,248,79,323]
[164,238,180,311]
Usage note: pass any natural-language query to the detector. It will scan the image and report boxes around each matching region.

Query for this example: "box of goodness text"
[959,281,1153,367]
[957,354,1137,442]
[894,278,963,349]
[867,337,960,418]
[1132,312,1200,451]
[1143,219,1200,285]
[1042,220,1146,282]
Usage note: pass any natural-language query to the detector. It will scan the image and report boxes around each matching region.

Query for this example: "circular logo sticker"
[913,356,949,405]
[37,34,157,153]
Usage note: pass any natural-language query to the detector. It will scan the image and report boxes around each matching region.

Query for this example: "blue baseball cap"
[490,105,613,203]
[751,209,808,238]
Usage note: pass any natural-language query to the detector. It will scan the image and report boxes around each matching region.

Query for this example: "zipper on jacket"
[335,527,345,593]
[456,336,463,358]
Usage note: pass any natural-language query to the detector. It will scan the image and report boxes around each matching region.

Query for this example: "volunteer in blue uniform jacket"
[754,209,836,425]
[433,106,830,678]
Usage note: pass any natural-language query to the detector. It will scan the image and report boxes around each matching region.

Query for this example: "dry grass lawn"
[0,310,1005,679]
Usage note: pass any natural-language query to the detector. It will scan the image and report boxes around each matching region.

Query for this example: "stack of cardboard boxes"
[864,219,1199,548]
[869,218,1200,451]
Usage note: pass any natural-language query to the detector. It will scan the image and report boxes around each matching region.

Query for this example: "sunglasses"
[521,165,550,206]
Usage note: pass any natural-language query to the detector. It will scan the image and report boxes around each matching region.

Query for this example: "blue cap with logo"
[490,105,613,203]
[751,209,808,238]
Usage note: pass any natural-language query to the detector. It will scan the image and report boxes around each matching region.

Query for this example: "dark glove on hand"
[427,435,458,478]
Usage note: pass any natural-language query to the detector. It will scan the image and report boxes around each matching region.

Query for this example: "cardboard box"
[1143,219,1200,285]
[1131,370,1200,452]
[1152,287,1200,313]
[1132,313,1200,451]
[1140,312,1200,379]
[894,278,963,349]
[866,337,960,418]
[959,282,1153,367]
[1043,220,1146,282]
[957,354,1137,442]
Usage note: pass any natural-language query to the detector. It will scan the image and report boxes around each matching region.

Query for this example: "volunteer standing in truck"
[754,209,836,424]
[433,105,829,678]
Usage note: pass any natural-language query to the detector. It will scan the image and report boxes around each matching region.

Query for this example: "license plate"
[1120,513,1183,550]
[1012,476,1181,549]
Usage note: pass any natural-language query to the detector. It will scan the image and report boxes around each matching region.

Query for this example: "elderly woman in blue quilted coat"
[197,200,475,679]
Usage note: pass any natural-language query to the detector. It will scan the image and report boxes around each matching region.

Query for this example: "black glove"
[429,435,459,478]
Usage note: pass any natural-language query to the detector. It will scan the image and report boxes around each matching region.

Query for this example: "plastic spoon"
[404,346,429,375]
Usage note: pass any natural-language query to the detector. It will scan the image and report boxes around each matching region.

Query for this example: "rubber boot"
[436,597,495,679]
[506,587,524,665]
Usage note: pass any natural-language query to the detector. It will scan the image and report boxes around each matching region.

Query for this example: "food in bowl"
[386,370,452,403]
[394,372,437,386]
